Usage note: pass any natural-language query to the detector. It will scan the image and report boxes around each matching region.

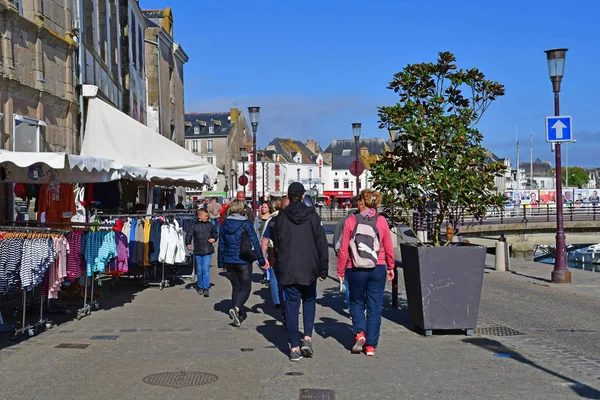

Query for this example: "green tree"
[371,51,507,246]
[562,166,589,188]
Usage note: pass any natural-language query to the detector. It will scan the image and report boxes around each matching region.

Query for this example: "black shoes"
[203,290,210,298]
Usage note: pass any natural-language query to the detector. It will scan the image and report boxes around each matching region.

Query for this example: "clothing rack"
[0,225,70,340]
[0,221,112,323]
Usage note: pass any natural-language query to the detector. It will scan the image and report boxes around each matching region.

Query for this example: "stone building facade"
[0,0,79,219]
[184,108,252,195]
[0,0,78,153]
[143,8,188,147]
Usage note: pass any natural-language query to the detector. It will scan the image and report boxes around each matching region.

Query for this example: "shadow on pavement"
[256,319,289,355]
[463,337,600,399]
[0,275,145,351]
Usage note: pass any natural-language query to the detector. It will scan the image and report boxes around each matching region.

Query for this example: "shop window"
[334,180,339,189]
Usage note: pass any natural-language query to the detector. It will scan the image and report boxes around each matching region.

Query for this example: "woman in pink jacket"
[337,189,395,356]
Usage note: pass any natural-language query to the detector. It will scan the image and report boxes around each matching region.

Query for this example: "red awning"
[323,191,353,199]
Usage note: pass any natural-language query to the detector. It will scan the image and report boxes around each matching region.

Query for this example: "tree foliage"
[562,166,589,188]
[371,51,507,246]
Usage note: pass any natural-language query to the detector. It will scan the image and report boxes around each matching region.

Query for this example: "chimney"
[230,108,239,123]
[360,146,369,157]
[305,139,317,153]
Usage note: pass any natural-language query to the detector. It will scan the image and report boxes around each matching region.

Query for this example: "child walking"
[186,209,218,297]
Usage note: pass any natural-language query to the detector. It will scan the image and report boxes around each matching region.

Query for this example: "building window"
[9,0,22,13]
[130,12,136,67]
[319,167,322,178]
[297,169,301,181]
[168,66,174,101]
[138,25,144,77]
[209,125,214,134]
[309,169,313,180]
[334,180,339,189]
[540,181,545,188]
[207,156,214,165]
[194,126,200,135]
[192,140,199,153]
[207,139,213,153]
[343,180,349,189]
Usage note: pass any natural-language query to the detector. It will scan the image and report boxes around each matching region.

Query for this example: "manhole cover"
[143,371,218,388]
[55,343,89,349]
[475,326,524,337]
[299,388,335,399]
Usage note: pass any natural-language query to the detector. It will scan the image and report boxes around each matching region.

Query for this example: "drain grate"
[90,335,119,340]
[475,326,524,337]
[299,388,335,400]
[55,343,89,349]
[143,371,218,388]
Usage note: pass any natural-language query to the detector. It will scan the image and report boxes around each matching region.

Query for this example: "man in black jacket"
[186,209,218,297]
[269,182,328,362]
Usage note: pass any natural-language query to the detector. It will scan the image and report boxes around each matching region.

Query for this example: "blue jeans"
[195,255,212,289]
[283,281,317,349]
[347,265,386,348]
[210,218,219,235]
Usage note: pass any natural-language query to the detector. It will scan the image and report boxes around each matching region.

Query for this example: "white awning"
[0,150,124,183]
[81,97,219,184]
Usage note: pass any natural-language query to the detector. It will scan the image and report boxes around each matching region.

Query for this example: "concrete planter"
[400,243,486,336]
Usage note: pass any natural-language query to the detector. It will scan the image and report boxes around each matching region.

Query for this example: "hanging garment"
[21,238,56,290]
[143,219,151,266]
[128,218,138,266]
[107,232,129,273]
[133,219,145,266]
[0,237,25,294]
[158,223,169,263]
[174,220,187,264]
[37,183,76,225]
[66,231,85,280]
[95,231,117,274]
[149,219,162,264]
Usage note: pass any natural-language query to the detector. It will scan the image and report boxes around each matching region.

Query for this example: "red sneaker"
[352,332,366,354]
[365,346,375,356]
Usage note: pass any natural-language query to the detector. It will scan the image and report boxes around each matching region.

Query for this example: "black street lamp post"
[260,155,266,201]
[352,123,362,197]
[545,48,571,284]
[240,147,247,198]
[248,107,260,215]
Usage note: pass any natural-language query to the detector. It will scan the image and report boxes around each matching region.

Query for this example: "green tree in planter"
[372,51,507,246]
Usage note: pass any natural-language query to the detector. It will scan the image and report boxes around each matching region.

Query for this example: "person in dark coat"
[218,199,266,327]
[267,183,328,362]
[186,209,218,297]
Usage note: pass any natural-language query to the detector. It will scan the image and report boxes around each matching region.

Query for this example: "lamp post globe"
[544,48,571,284]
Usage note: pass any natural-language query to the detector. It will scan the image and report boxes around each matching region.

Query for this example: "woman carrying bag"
[337,190,395,356]
[219,199,267,327]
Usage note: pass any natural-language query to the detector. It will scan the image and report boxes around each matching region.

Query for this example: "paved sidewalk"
[0,248,599,399]
[484,254,600,300]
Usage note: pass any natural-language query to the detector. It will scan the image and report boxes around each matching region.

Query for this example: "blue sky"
[141,0,599,166]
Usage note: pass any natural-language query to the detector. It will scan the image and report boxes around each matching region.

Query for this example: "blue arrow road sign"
[546,116,573,142]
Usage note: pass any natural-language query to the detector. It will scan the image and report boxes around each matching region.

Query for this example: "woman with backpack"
[337,189,395,356]
[219,199,267,327]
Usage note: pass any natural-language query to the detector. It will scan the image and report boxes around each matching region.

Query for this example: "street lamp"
[352,122,362,197]
[240,147,247,198]
[248,106,260,215]
[260,154,266,201]
[545,48,571,284]
[229,168,235,198]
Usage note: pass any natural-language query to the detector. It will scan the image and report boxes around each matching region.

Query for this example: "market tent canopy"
[0,150,124,183]
[121,166,212,187]
[81,97,219,184]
